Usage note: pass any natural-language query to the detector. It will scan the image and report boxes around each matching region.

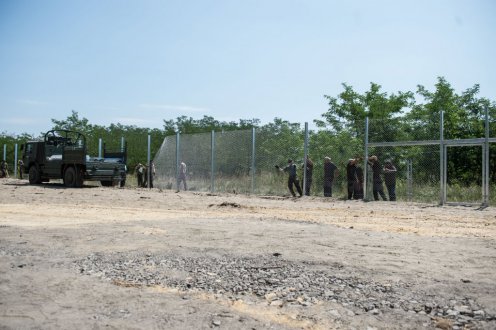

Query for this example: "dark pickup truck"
[22,130,127,187]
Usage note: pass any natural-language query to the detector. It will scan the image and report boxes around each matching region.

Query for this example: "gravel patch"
[75,251,496,329]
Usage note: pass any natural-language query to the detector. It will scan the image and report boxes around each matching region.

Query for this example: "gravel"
[74,251,496,329]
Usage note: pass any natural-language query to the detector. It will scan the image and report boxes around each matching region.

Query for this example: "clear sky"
[1,0,495,136]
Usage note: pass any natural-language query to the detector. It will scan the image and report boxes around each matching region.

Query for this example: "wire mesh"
[366,145,440,203]
[4,110,495,205]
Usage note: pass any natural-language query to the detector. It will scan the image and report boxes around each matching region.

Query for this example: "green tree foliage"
[2,77,495,189]
[319,77,495,186]
[163,115,260,135]
[257,118,304,169]
[405,77,496,183]
[321,82,413,141]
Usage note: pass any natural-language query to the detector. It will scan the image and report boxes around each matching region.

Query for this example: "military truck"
[21,130,127,188]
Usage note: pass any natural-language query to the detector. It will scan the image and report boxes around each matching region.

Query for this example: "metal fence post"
[147,134,151,189]
[363,117,369,201]
[211,130,215,193]
[3,144,5,161]
[175,132,180,190]
[407,160,413,202]
[440,111,445,205]
[251,127,256,194]
[98,138,102,158]
[121,136,125,152]
[484,106,490,206]
[303,122,309,196]
[14,144,18,178]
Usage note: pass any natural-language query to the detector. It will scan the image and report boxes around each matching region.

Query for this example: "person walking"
[276,159,303,197]
[177,160,187,192]
[383,159,397,201]
[323,156,338,197]
[303,156,314,196]
[368,155,387,201]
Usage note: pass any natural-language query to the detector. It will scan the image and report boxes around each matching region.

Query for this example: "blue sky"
[1,0,495,136]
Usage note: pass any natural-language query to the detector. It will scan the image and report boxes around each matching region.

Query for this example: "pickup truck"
[22,130,127,187]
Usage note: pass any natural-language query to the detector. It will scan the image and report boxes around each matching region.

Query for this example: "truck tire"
[75,165,84,188]
[28,165,41,184]
[64,166,77,187]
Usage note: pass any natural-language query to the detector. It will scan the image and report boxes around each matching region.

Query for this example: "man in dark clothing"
[135,163,144,187]
[303,156,313,196]
[346,159,359,199]
[18,160,24,179]
[0,160,8,178]
[323,156,338,197]
[383,160,397,201]
[276,159,303,197]
[368,155,387,201]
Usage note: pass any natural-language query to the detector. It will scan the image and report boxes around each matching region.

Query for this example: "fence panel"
[366,145,440,203]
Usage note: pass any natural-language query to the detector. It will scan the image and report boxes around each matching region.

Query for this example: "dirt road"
[1,178,495,329]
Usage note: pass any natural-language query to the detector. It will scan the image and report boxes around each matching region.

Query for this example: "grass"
[149,171,494,205]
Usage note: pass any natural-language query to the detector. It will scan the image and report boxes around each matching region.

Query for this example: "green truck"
[21,130,127,187]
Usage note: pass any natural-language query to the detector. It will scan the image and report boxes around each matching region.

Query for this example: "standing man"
[148,161,156,188]
[383,159,397,201]
[17,159,24,179]
[323,156,338,197]
[368,155,387,201]
[303,156,314,196]
[276,159,303,197]
[1,160,8,178]
[346,158,360,199]
[177,160,187,192]
[135,163,144,187]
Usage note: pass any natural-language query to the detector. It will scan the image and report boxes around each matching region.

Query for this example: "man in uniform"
[276,159,303,197]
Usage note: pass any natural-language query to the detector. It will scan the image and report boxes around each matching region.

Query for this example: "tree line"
[1,77,495,184]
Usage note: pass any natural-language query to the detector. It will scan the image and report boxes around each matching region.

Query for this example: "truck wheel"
[64,166,77,187]
[75,165,84,188]
[29,165,41,184]
[120,179,126,187]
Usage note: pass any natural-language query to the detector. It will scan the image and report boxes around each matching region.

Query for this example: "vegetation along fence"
[152,111,495,206]
[2,111,494,206]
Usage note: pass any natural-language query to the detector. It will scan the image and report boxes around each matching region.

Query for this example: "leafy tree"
[406,77,496,184]
[51,110,94,134]
[163,115,260,135]
[321,83,413,141]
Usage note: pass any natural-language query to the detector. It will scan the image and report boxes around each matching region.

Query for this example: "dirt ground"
[1,178,495,330]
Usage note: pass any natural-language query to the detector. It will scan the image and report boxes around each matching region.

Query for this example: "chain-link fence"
[151,112,495,206]
[367,111,495,206]
[152,128,367,197]
[2,110,495,205]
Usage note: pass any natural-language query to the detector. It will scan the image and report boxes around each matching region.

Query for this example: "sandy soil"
[1,178,495,329]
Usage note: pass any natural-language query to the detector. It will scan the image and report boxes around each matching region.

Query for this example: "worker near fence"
[383,159,397,201]
[276,159,303,197]
[17,159,24,179]
[135,163,144,187]
[148,161,156,188]
[303,156,314,196]
[0,160,8,178]
[346,158,356,199]
[323,156,338,197]
[176,160,187,192]
[368,155,387,201]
